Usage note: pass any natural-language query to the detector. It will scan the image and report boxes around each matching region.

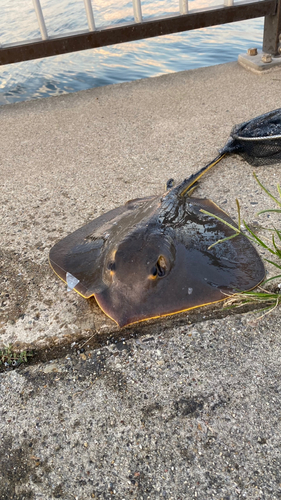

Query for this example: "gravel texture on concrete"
[0,61,281,350]
[0,61,281,499]
[1,310,281,499]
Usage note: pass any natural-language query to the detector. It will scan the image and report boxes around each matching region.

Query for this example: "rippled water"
[0,0,264,105]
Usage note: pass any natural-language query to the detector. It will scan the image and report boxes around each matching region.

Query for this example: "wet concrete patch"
[1,310,281,498]
[0,436,50,500]
[174,397,204,417]
[0,247,44,326]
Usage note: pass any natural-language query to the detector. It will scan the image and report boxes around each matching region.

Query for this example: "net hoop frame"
[232,133,281,142]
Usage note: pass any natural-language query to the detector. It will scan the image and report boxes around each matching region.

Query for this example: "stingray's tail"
[177,153,226,197]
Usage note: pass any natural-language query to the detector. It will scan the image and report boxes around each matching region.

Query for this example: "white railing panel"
[133,0,143,23]
[32,0,48,40]
[179,0,188,14]
[83,0,96,31]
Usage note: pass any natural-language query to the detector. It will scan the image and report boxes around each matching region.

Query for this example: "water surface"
[0,0,264,105]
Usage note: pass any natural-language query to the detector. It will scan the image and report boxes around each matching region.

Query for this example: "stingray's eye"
[107,261,116,274]
[149,256,167,279]
[151,265,158,278]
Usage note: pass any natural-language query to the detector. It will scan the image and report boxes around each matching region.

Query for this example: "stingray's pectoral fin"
[48,232,110,299]
[125,195,155,209]
[49,205,131,299]
[49,253,108,298]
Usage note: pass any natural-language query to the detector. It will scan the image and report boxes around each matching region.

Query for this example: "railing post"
[133,0,142,23]
[179,0,188,15]
[263,0,281,55]
[83,0,95,31]
[32,0,48,40]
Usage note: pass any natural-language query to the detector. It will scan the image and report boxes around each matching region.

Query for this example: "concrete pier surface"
[1,61,281,498]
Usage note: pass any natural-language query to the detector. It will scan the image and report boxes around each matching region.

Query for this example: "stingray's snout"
[102,230,176,288]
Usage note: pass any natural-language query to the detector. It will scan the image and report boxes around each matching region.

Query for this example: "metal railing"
[0,0,280,66]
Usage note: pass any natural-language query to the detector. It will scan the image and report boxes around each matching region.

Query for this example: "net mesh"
[229,108,281,166]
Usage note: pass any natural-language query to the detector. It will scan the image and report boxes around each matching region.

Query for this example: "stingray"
[50,106,281,327]
[49,172,265,328]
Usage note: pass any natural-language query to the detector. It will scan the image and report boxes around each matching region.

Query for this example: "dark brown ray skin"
[49,197,158,297]
[49,204,129,297]
[49,187,265,328]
